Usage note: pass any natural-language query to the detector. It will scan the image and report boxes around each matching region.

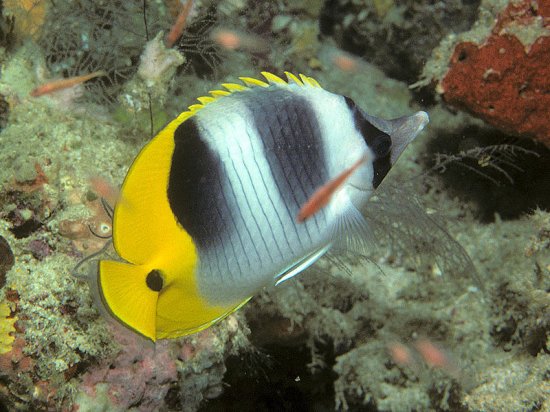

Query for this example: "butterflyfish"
[95,71,429,341]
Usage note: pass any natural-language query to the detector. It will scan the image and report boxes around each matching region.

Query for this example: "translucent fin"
[364,111,429,165]
[363,183,482,291]
[331,203,374,256]
[98,260,158,341]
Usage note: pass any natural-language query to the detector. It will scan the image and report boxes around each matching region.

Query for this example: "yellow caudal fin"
[97,260,159,341]
[97,257,251,341]
[155,280,251,339]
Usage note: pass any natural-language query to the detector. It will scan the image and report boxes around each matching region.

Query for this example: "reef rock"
[438,0,550,145]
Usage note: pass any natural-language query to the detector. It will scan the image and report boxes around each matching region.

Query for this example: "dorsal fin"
[177,72,323,119]
[239,76,269,87]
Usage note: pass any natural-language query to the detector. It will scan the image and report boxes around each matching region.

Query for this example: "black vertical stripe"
[272,100,315,242]
[167,117,230,249]
[258,109,304,248]
[343,96,392,188]
[243,87,328,222]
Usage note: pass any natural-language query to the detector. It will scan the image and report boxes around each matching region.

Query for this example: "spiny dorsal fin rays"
[299,74,321,88]
[196,96,215,105]
[284,71,303,85]
[181,72,323,119]
[221,82,247,92]
[209,89,231,98]
[239,77,269,87]
[261,71,286,85]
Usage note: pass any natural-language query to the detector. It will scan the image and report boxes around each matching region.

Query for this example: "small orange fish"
[165,0,194,48]
[413,338,459,377]
[30,71,107,97]
[297,156,367,223]
[210,28,269,53]
[333,53,361,72]
[388,341,414,366]
[324,48,364,73]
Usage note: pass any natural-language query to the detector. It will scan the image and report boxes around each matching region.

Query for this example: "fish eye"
[146,270,164,292]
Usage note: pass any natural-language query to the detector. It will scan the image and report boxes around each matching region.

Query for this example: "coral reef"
[0,0,15,51]
[419,0,550,145]
[0,235,14,288]
[423,124,550,222]
[440,0,550,144]
[0,0,549,410]
[74,316,249,411]
[3,0,46,41]
[119,31,185,123]
[34,0,181,107]
[318,0,481,83]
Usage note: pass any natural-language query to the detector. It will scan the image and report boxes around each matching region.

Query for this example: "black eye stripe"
[344,96,392,188]
[344,96,391,157]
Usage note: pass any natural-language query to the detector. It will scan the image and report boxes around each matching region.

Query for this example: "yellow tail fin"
[98,260,158,341]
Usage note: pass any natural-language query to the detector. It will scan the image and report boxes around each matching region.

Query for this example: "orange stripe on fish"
[297,156,367,223]
[30,71,107,97]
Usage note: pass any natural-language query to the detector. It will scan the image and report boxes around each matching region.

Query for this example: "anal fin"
[331,203,374,256]
[275,244,332,286]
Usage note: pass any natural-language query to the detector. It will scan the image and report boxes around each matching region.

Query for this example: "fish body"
[96,72,429,341]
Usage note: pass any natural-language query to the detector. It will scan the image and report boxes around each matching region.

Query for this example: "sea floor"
[0,1,549,411]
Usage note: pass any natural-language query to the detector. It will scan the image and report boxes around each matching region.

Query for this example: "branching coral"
[36,0,166,105]
[75,314,250,411]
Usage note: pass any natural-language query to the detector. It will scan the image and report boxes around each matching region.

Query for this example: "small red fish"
[30,71,107,97]
[297,156,367,223]
[210,28,269,53]
[414,339,447,368]
[388,341,414,367]
[165,0,194,48]
[414,338,459,377]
